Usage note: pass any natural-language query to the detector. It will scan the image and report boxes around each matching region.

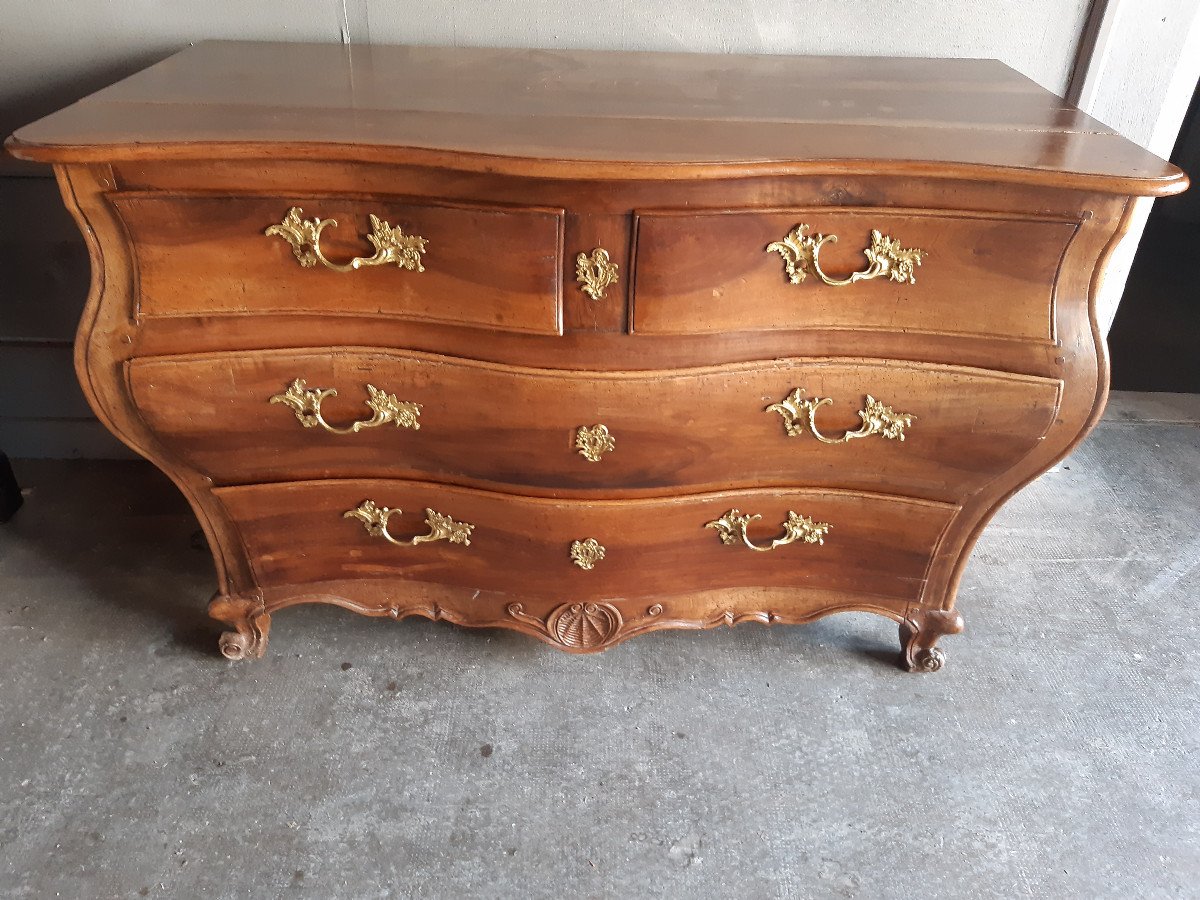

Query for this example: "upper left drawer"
[108,193,566,334]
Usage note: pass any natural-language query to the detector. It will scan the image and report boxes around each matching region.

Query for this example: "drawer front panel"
[633,208,1077,341]
[129,349,1062,497]
[215,479,956,603]
[109,192,565,334]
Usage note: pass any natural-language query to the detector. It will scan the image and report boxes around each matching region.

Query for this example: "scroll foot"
[899,606,964,673]
[208,592,272,661]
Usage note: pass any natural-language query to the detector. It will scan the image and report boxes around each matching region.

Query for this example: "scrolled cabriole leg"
[898,606,964,673]
[207,593,272,661]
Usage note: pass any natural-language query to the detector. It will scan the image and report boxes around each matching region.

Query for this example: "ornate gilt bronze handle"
[266,206,427,273]
[767,224,925,286]
[706,508,831,552]
[345,500,474,548]
[576,247,619,300]
[270,379,421,435]
[766,390,914,443]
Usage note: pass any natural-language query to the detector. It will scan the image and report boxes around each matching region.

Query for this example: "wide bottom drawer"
[214,479,957,604]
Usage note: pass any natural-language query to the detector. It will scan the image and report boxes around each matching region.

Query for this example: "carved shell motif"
[507,601,624,650]
[550,602,622,648]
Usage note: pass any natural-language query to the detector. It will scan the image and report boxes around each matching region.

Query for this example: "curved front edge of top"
[4,135,1190,198]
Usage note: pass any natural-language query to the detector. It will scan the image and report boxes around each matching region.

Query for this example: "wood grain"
[110,192,565,333]
[6,43,1189,195]
[633,208,1076,340]
[128,349,1062,500]
[215,479,956,604]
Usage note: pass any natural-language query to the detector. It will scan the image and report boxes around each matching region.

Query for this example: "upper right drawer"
[632,209,1078,343]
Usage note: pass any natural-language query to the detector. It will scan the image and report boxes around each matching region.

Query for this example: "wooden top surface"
[6,41,1187,194]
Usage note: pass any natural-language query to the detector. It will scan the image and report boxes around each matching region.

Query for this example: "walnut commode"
[6,42,1186,669]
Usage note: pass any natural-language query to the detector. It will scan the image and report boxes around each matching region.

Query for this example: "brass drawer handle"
[266,206,428,273]
[767,224,925,286]
[270,379,421,435]
[576,247,619,300]
[575,424,615,462]
[706,508,831,552]
[345,500,474,547]
[766,390,914,444]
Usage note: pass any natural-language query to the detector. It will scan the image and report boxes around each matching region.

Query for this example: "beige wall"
[0,1,1115,457]
[1069,0,1200,331]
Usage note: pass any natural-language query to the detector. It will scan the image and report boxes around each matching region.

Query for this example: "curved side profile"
[50,154,1149,673]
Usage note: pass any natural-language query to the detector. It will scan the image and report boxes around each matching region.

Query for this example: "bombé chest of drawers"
[7,42,1186,670]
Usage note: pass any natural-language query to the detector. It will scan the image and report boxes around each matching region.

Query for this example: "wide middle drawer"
[128,349,1062,498]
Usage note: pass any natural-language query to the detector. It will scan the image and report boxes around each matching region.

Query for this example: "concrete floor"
[1,392,1198,899]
